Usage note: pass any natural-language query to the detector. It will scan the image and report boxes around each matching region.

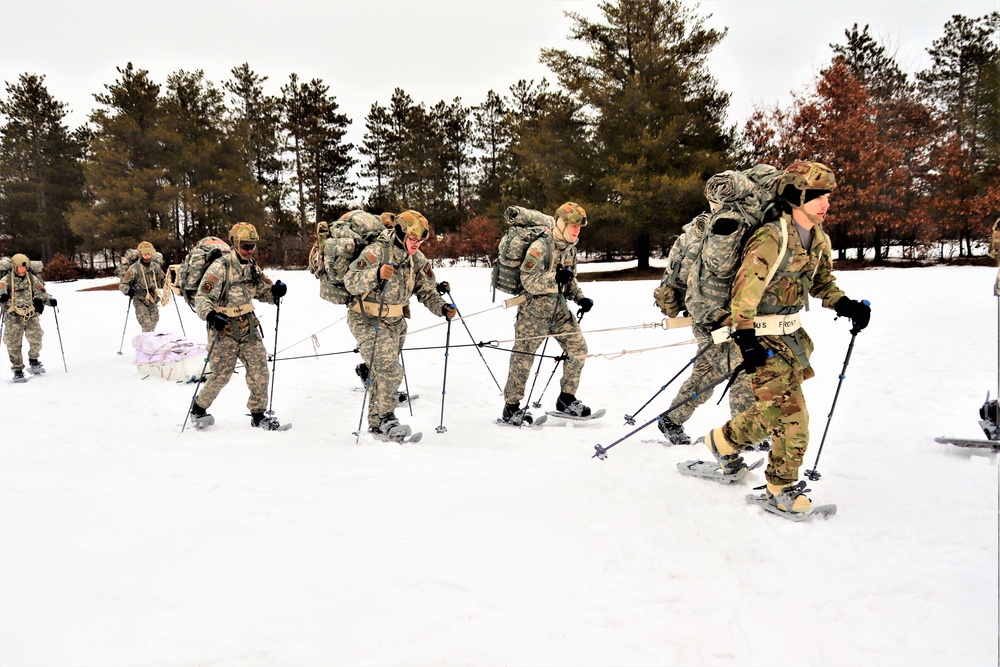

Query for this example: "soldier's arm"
[730,225,782,331]
[119,265,136,295]
[194,259,225,320]
[519,238,559,296]
[809,229,847,308]
[411,255,448,315]
[252,267,277,306]
[564,251,585,302]
[344,243,384,296]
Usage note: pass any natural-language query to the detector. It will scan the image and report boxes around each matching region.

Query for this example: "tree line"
[0,0,996,272]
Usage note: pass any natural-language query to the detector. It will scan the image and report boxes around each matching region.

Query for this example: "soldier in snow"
[119,241,166,333]
[0,253,57,382]
[344,210,455,437]
[188,223,288,430]
[500,202,594,425]
[703,162,871,514]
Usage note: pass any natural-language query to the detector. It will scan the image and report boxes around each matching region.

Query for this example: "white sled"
[132,332,210,383]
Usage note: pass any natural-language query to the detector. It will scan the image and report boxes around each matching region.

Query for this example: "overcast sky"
[1,0,996,148]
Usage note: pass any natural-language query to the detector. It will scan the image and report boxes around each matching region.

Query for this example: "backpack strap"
[760,218,789,294]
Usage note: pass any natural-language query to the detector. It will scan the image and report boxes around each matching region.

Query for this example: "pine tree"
[0,73,86,261]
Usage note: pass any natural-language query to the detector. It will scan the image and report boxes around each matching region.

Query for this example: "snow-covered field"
[1,262,997,666]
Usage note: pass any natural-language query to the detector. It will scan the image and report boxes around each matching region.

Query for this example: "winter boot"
[980,397,1000,441]
[396,391,410,405]
[657,416,690,445]
[765,480,812,513]
[12,370,26,383]
[705,426,745,475]
[189,402,215,429]
[251,411,283,431]
[500,402,533,426]
[27,359,45,375]
[556,392,591,418]
[751,437,772,453]
[355,362,369,384]
[370,413,401,435]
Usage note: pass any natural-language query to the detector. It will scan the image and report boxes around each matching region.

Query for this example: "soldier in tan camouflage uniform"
[344,210,456,435]
[119,241,165,333]
[704,162,870,514]
[0,253,57,382]
[500,202,594,425]
[189,223,288,430]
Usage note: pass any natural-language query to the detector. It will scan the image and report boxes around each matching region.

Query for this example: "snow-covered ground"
[1,262,997,666]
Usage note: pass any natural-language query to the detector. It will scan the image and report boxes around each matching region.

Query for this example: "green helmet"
[778,161,836,207]
[555,202,588,226]
[229,222,260,244]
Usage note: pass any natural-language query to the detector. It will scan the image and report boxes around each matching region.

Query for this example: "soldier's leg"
[370,321,405,423]
[238,338,271,413]
[135,300,157,332]
[503,310,546,405]
[195,334,238,409]
[551,314,588,395]
[24,317,44,362]
[4,315,25,372]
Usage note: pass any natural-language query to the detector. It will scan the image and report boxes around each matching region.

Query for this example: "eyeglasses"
[406,236,425,245]
[239,242,257,251]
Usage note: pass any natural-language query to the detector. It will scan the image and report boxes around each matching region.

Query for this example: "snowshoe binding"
[27,359,45,375]
[979,394,1000,441]
[677,456,764,484]
[555,392,591,418]
[746,480,837,521]
[368,414,422,443]
[251,411,292,431]
[657,416,691,445]
[12,370,26,384]
[189,403,215,430]
[497,402,546,428]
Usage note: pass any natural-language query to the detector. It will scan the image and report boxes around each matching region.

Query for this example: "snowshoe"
[546,408,606,421]
[979,394,1000,441]
[189,403,215,430]
[934,436,1000,450]
[555,392,591,418]
[677,456,764,484]
[497,402,546,428]
[27,359,45,375]
[12,370,26,383]
[700,427,745,475]
[657,416,691,445]
[396,391,419,405]
[746,482,837,522]
[251,411,292,431]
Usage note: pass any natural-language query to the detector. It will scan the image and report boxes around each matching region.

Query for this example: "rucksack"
[173,237,231,310]
[0,256,44,277]
[115,248,164,281]
[311,210,386,304]
[654,164,782,325]
[491,206,554,298]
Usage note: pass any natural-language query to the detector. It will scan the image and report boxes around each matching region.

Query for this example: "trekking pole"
[804,327,862,482]
[51,304,67,372]
[525,288,564,408]
[355,271,392,441]
[0,309,5,343]
[117,299,132,355]
[172,291,186,336]
[531,353,568,409]
[182,331,217,433]
[445,288,503,394]
[435,316,453,433]
[399,349,413,417]
[266,296,281,417]
[623,344,711,425]
[594,365,749,460]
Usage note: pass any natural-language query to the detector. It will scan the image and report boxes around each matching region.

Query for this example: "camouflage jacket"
[520,236,586,305]
[344,238,447,319]
[731,213,845,332]
[194,251,276,321]
[0,271,49,318]
[119,259,166,303]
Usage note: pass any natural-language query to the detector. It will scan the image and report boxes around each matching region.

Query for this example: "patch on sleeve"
[423,264,434,277]
[357,259,366,269]
[201,282,214,293]
[524,259,535,270]
[364,252,377,264]
[527,249,541,259]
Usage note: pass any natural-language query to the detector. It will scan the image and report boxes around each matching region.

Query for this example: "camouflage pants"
[724,351,809,486]
[194,327,270,413]
[132,296,159,333]
[3,312,43,372]
[503,295,588,405]
[662,324,753,424]
[348,310,407,428]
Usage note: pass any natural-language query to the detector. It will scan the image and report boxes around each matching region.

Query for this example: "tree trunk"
[635,229,651,270]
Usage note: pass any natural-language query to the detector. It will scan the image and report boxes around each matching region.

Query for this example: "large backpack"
[311,210,386,304]
[173,237,231,310]
[491,206,554,298]
[115,248,165,281]
[655,164,782,325]
[0,256,44,277]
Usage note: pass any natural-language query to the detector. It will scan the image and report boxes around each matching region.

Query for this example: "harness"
[5,270,36,317]
[353,241,415,319]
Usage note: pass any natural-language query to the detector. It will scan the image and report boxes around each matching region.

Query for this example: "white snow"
[1,263,997,666]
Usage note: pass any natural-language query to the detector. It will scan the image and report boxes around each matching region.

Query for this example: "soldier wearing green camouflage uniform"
[119,241,165,333]
[189,223,288,430]
[344,211,456,435]
[500,202,594,425]
[0,253,56,382]
[704,162,871,513]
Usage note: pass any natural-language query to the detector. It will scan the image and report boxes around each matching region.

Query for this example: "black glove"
[206,311,230,331]
[577,298,594,313]
[49,298,57,307]
[33,298,44,314]
[555,265,574,287]
[0,292,8,304]
[442,304,457,319]
[271,280,287,299]
[732,328,769,373]
[435,281,451,295]
[834,297,871,331]
[127,286,136,298]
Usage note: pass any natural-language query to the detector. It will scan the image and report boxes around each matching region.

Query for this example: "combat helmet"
[137,241,155,255]
[555,202,588,226]
[229,222,260,244]
[394,210,430,241]
[777,161,836,208]
[11,253,29,269]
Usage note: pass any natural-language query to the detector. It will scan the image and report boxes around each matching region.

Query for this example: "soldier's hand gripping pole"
[594,366,746,460]
[442,285,503,394]
[355,271,392,441]
[182,331,217,433]
[51,304,67,372]
[117,299,132,355]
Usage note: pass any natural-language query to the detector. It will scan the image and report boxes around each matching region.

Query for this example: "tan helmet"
[229,222,260,244]
[778,161,836,207]
[395,210,430,240]
[555,202,588,226]
[11,253,29,268]
[380,212,396,227]
[137,241,155,255]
